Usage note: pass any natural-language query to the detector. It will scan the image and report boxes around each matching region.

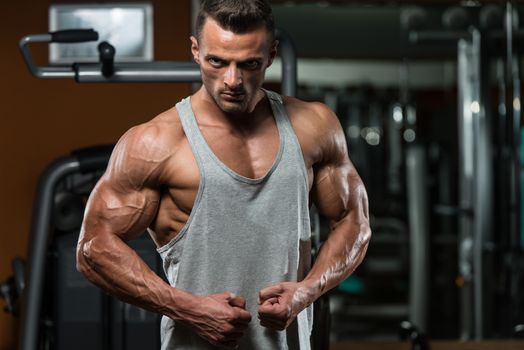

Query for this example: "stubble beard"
[213,89,251,114]
[216,99,248,114]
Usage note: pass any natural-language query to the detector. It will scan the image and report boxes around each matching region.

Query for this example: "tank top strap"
[263,89,295,138]
[263,89,309,187]
[264,88,283,104]
[175,96,208,164]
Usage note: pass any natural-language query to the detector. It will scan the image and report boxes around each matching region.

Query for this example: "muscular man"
[76,0,371,349]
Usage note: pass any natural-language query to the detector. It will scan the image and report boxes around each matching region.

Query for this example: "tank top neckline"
[185,89,285,184]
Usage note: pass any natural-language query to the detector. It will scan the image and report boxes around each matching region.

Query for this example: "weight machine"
[405,2,524,340]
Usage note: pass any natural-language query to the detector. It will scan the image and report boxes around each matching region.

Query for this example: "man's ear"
[267,40,279,67]
[190,36,200,64]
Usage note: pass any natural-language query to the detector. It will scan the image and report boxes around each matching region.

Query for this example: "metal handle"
[19,33,74,79]
[50,29,98,43]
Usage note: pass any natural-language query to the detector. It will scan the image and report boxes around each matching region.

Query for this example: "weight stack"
[50,232,164,350]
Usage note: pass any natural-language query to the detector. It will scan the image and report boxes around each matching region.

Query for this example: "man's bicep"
[311,123,368,225]
[312,159,361,223]
[82,124,165,241]
[82,176,160,241]
[310,104,369,225]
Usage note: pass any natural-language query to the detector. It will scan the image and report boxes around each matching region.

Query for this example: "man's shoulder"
[123,105,186,151]
[106,105,187,180]
[280,95,346,165]
[281,96,340,136]
[148,104,186,137]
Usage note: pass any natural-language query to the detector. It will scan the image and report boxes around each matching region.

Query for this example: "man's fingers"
[258,311,275,321]
[258,298,285,315]
[228,295,247,309]
[258,284,285,303]
[234,307,253,324]
[260,297,279,306]
[258,309,286,323]
[258,303,277,315]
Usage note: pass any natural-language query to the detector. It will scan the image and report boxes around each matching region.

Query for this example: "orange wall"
[0,1,191,348]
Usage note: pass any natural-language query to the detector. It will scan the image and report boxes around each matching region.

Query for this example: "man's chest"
[162,116,317,200]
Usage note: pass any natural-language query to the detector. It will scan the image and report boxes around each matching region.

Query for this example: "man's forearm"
[302,216,371,302]
[77,232,193,321]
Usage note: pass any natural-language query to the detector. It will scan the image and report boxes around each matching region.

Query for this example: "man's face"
[191,18,277,114]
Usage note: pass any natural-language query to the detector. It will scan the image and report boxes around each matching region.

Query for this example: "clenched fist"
[185,292,252,348]
[257,282,315,331]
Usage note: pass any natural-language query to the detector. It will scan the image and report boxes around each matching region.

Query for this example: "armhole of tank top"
[268,92,310,192]
[157,101,207,254]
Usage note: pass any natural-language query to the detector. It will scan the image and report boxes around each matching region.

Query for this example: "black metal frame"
[20,146,113,350]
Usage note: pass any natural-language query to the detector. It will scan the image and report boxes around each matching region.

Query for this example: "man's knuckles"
[233,308,252,322]
[259,305,289,318]
[224,322,248,334]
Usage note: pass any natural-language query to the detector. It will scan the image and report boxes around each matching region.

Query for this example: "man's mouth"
[221,91,245,101]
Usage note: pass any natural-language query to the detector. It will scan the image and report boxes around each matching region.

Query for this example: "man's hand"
[185,292,252,348]
[257,282,316,331]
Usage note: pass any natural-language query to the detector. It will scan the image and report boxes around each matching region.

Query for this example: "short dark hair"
[196,0,275,41]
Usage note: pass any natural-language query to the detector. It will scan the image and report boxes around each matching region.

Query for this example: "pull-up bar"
[19,28,297,96]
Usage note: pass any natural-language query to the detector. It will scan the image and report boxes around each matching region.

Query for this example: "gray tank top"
[157,89,313,350]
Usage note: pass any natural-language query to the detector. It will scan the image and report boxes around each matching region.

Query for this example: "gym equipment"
[324,87,417,342]
[19,28,297,96]
[0,257,25,316]
[6,144,169,350]
[405,1,524,340]
[20,145,114,350]
[399,321,430,350]
[405,145,429,333]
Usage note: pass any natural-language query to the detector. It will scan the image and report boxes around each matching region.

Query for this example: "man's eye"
[243,61,260,69]
[208,58,223,66]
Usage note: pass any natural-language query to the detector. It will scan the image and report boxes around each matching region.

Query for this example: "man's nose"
[224,64,242,88]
